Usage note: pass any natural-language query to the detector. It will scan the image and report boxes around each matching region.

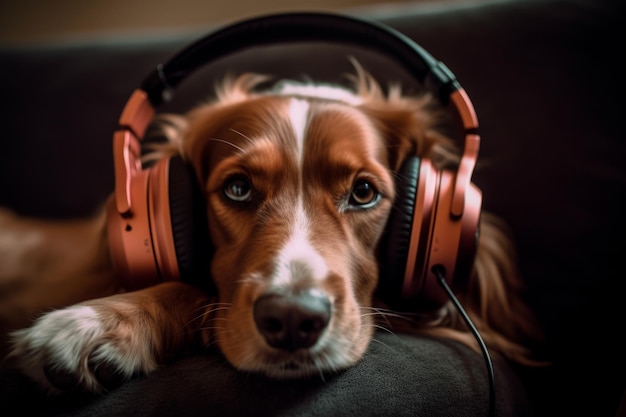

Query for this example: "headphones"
[106,12,482,311]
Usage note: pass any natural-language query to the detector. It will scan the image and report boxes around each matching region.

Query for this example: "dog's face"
[165,71,448,377]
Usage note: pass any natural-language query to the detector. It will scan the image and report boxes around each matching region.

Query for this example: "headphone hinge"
[112,129,141,217]
[450,133,480,218]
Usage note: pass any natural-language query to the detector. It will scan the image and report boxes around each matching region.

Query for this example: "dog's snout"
[253,290,331,352]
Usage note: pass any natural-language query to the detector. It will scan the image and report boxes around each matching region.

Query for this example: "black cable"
[433,265,496,417]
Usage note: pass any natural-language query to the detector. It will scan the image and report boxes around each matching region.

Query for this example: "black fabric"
[0,0,624,416]
[0,333,531,417]
[167,155,214,291]
[377,156,420,310]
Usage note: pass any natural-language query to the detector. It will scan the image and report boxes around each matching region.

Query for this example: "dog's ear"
[143,73,273,183]
[143,114,189,164]
[348,63,456,171]
[358,92,457,172]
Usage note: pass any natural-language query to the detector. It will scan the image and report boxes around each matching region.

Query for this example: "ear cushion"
[167,155,214,292]
[377,156,420,308]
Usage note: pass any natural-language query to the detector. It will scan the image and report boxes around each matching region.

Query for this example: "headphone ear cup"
[377,156,420,307]
[166,155,214,292]
[420,170,481,305]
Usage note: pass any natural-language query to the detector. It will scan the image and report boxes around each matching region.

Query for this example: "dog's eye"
[349,179,380,208]
[224,177,252,202]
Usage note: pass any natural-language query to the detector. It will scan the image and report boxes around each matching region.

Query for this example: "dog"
[0,63,542,394]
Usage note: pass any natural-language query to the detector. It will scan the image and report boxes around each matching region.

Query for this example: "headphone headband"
[140,12,462,108]
[121,12,479,222]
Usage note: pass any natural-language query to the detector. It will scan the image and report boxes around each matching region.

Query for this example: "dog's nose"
[253,289,331,352]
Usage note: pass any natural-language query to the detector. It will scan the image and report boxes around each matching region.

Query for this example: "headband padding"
[377,156,420,306]
[141,12,459,108]
[168,155,214,291]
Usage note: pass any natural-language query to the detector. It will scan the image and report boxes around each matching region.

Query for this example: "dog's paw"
[9,303,159,394]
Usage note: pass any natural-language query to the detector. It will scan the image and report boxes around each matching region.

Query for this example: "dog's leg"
[8,281,212,394]
[0,207,118,331]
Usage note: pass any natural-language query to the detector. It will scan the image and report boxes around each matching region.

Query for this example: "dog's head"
[153,66,453,377]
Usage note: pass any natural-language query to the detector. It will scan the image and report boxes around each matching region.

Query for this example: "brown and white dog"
[0,64,541,394]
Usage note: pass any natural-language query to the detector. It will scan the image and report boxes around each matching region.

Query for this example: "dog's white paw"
[9,304,158,394]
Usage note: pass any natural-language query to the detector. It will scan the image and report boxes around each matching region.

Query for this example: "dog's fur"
[0,65,542,394]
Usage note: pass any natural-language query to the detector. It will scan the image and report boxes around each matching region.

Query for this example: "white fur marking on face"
[288,98,310,169]
[272,198,328,288]
[270,99,329,289]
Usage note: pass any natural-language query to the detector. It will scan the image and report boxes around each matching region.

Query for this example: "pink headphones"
[106,12,481,311]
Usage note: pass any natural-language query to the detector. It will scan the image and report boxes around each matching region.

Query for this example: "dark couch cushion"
[1,333,531,417]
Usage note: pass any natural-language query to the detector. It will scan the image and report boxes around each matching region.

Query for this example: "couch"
[0,0,623,416]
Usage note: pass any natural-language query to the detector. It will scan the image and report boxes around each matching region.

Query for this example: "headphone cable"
[433,266,496,417]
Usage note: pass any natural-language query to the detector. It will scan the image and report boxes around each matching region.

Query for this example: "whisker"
[205,306,232,314]
[360,307,410,321]
[184,303,232,328]
[360,306,415,331]
[229,128,255,145]
[368,335,400,355]
[195,326,227,333]
[208,137,246,153]
[305,355,327,383]
[369,323,398,337]
[190,302,231,315]
[236,274,263,285]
